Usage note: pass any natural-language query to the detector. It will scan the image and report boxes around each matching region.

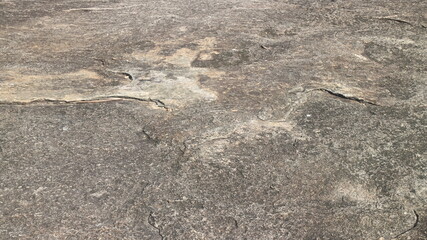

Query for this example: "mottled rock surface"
[0,0,426,239]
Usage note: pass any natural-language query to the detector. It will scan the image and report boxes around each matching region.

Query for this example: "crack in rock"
[314,88,379,106]
[148,212,165,240]
[374,16,427,28]
[395,210,419,238]
[0,96,170,110]
[119,72,134,81]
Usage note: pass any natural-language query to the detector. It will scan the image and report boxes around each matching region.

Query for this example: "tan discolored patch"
[0,37,224,108]
[198,51,218,61]
[125,37,225,107]
[236,119,296,135]
[189,117,303,162]
[132,37,219,67]
[112,70,218,107]
[164,48,199,67]
[132,46,165,63]
[332,181,378,203]
[0,69,119,102]
[202,118,298,143]
[0,68,218,107]
[1,69,103,84]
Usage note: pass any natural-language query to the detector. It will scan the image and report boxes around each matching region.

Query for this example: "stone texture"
[0,0,426,239]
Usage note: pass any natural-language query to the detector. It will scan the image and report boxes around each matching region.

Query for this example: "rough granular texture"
[0,0,426,239]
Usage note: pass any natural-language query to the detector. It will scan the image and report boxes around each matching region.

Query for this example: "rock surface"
[0,0,426,239]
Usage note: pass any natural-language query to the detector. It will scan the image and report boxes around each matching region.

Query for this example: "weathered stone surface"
[0,0,426,239]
